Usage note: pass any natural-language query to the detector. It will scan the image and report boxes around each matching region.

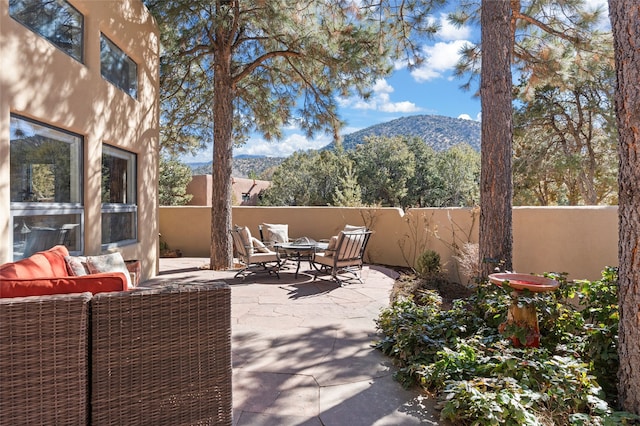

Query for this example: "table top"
[275,241,329,252]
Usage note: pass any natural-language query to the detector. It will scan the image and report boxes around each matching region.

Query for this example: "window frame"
[101,144,138,249]
[100,33,138,99]
[9,114,85,259]
[9,0,84,63]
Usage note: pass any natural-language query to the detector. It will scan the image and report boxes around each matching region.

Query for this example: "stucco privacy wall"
[159,206,618,283]
[0,0,160,281]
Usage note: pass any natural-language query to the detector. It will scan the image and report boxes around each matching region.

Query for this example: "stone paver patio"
[148,258,443,425]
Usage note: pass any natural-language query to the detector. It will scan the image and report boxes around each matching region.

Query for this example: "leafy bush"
[375,267,638,424]
[415,249,441,278]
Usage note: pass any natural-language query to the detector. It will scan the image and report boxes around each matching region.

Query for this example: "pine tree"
[609,0,640,414]
[145,0,446,269]
[452,0,608,275]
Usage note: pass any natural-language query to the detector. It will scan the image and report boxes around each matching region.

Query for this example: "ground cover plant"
[376,267,640,425]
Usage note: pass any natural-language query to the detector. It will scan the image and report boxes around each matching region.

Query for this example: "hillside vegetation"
[188,114,481,178]
[335,114,480,152]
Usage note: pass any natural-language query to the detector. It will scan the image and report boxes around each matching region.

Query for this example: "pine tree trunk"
[609,0,640,413]
[210,20,235,270]
[479,0,514,277]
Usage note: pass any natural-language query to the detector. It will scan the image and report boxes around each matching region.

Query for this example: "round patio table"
[275,240,329,278]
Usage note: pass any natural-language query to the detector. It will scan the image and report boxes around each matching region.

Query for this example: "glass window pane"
[9,0,84,62]
[13,214,81,259]
[100,34,138,98]
[102,145,136,204]
[102,211,136,245]
[102,145,137,246]
[10,116,83,204]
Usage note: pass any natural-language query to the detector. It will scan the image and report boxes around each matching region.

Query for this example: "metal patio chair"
[231,226,281,279]
[312,229,373,285]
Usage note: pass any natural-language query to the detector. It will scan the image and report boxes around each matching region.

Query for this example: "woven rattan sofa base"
[90,282,232,426]
[1,292,92,425]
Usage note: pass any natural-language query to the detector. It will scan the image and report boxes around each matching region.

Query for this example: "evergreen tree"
[259,149,352,206]
[452,0,608,275]
[609,0,640,413]
[145,0,446,269]
[333,161,363,207]
[479,0,514,276]
[351,136,415,208]
[436,144,480,207]
[158,156,193,206]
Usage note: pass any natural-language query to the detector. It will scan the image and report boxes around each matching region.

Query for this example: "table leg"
[295,255,301,278]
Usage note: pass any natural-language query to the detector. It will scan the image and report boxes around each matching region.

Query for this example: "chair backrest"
[230,227,252,258]
[259,223,289,245]
[334,230,373,262]
[22,227,60,258]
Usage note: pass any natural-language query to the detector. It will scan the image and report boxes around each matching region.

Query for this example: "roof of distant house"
[232,177,270,205]
[186,175,271,206]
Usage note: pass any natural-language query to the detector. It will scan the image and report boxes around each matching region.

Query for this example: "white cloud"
[180,132,334,163]
[436,13,471,41]
[372,79,393,94]
[380,100,421,113]
[457,113,472,120]
[339,78,421,114]
[233,133,332,157]
[411,39,472,82]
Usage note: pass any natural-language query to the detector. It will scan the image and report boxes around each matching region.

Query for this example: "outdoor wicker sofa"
[0,282,232,426]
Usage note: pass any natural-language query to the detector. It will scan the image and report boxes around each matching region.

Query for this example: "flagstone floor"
[148,258,444,425]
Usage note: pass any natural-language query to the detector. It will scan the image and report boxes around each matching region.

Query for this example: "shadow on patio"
[147,258,444,425]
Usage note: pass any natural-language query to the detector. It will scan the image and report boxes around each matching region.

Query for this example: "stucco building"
[0,0,160,281]
[187,175,271,206]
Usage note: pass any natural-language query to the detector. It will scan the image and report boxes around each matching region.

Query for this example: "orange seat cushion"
[0,274,128,298]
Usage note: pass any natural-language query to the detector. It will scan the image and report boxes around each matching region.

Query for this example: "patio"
[145,257,443,425]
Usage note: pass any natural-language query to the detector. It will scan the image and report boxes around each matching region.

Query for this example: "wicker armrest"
[0,292,92,425]
[90,282,232,426]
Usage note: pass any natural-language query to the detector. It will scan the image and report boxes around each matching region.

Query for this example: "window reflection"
[10,115,84,260]
[102,145,137,246]
[10,116,82,204]
[100,34,138,98]
[9,0,84,62]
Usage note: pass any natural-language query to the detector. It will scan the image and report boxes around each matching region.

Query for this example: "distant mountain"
[187,114,481,178]
[332,114,481,152]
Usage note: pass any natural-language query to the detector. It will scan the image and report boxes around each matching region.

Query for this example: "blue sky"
[182,0,608,163]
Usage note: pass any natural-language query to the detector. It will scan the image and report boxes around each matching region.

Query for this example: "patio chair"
[258,223,292,247]
[312,229,373,285]
[259,222,296,265]
[231,226,281,279]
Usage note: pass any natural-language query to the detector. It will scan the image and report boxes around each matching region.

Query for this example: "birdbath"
[488,273,560,348]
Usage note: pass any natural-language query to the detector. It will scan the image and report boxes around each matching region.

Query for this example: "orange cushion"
[0,273,128,298]
[0,245,70,279]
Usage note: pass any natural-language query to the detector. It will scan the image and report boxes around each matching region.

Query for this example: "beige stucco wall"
[159,206,618,283]
[186,175,212,206]
[0,0,159,281]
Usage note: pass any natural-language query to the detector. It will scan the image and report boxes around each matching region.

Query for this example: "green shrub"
[415,249,441,278]
[375,267,637,424]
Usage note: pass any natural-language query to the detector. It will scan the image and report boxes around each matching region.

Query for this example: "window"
[100,34,138,98]
[10,115,83,259]
[9,0,84,62]
[102,145,137,247]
